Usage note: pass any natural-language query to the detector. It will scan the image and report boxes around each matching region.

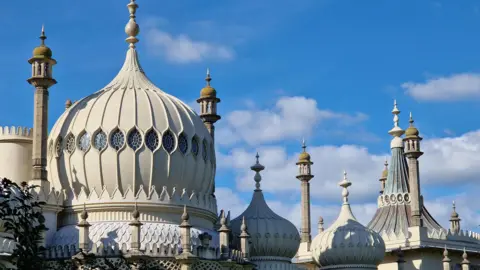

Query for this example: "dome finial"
[40,24,46,45]
[206,68,212,86]
[125,0,140,48]
[339,170,351,204]
[302,138,306,152]
[251,152,265,191]
[388,99,405,148]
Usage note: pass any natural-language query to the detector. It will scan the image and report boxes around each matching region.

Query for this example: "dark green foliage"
[0,178,47,270]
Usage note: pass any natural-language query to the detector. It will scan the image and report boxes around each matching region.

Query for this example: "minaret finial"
[388,99,405,147]
[302,138,306,152]
[339,170,352,204]
[251,152,265,191]
[40,24,46,45]
[206,68,211,86]
[125,0,140,48]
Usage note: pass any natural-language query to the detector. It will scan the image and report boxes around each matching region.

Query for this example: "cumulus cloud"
[144,24,234,64]
[217,186,480,236]
[217,129,480,205]
[216,96,369,146]
[403,73,480,101]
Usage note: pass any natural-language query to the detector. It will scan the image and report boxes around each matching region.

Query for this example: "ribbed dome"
[230,154,300,260]
[311,172,385,268]
[47,8,215,213]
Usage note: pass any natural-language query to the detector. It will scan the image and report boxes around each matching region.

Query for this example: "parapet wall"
[0,126,33,142]
[0,126,33,183]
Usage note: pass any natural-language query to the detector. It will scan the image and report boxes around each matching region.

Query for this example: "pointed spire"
[302,138,306,152]
[40,24,46,45]
[205,68,212,86]
[240,216,249,237]
[388,99,405,137]
[251,152,265,191]
[442,246,451,262]
[339,171,352,204]
[80,202,88,220]
[125,0,140,47]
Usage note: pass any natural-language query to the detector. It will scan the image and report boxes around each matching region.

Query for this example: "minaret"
[218,210,231,259]
[403,112,423,227]
[449,201,461,233]
[317,216,324,233]
[462,248,470,270]
[379,158,388,194]
[239,216,250,261]
[442,246,451,270]
[197,68,221,141]
[129,203,142,252]
[77,204,91,251]
[296,139,314,250]
[27,25,57,189]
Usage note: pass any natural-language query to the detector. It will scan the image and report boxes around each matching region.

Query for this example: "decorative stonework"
[377,192,411,207]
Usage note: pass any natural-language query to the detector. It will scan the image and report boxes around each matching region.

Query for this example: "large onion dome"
[46,0,216,216]
[230,154,300,261]
[311,172,385,269]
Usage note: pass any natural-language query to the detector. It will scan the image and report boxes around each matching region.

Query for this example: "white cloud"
[217,185,480,237]
[144,27,234,64]
[216,96,369,147]
[218,128,480,205]
[403,73,480,101]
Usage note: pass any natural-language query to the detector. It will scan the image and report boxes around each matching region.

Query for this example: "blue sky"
[2,0,480,232]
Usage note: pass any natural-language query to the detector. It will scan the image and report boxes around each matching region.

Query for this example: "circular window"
[65,134,76,154]
[128,129,142,150]
[145,129,159,151]
[55,137,63,157]
[191,137,199,157]
[93,130,107,151]
[202,140,208,161]
[162,131,175,153]
[110,130,125,150]
[78,132,91,152]
[178,133,188,154]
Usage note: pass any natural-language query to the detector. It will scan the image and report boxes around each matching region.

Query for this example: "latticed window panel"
[202,140,208,161]
[110,129,125,150]
[162,130,176,153]
[145,129,159,151]
[127,128,143,150]
[193,261,222,270]
[55,137,63,157]
[93,130,107,151]
[78,132,91,152]
[65,134,76,154]
[178,133,188,154]
[191,136,199,157]
[145,260,180,270]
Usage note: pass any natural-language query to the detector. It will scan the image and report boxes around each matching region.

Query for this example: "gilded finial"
[339,170,351,204]
[125,0,140,47]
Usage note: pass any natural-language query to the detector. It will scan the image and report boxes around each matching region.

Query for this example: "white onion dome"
[311,172,385,268]
[230,154,300,260]
[46,0,216,215]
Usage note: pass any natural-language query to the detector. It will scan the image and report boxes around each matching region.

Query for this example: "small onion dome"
[32,26,52,59]
[231,153,300,259]
[200,68,217,98]
[297,139,313,164]
[311,172,385,268]
[381,159,388,179]
[405,112,420,137]
[450,201,459,219]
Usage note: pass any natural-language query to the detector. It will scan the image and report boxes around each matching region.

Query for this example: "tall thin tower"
[27,26,57,189]
[296,140,314,251]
